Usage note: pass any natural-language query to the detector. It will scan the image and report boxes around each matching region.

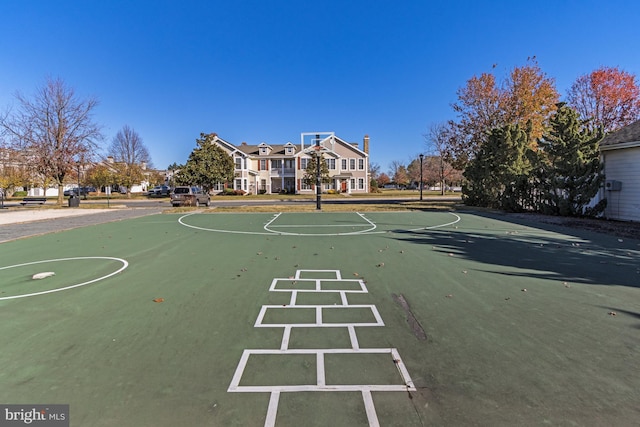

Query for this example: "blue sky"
[2,1,639,173]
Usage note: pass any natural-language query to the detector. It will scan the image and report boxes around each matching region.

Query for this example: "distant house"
[599,120,640,222]
[207,132,370,195]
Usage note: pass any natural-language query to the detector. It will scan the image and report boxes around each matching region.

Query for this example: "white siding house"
[600,120,640,222]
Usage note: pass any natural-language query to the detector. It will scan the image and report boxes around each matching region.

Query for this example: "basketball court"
[0,209,638,426]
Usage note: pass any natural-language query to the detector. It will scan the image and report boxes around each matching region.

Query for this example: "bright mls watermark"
[0,405,68,426]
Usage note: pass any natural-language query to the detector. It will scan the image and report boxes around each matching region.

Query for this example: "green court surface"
[1,210,639,426]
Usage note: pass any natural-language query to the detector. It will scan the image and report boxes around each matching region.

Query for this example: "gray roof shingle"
[600,120,640,146]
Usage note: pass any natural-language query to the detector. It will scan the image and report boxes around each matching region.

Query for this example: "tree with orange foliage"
[502,57,559,144]
[448,72,504,168]
[567,66,640,133]
[448,58,559,168]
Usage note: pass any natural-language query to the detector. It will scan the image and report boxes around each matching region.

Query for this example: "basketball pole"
[315,134,321,210]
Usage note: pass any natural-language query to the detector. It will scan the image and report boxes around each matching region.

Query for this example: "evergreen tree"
[302,154,331,188]
[537,103,605,217]
[463,123,536,211]
[176,133,235,192]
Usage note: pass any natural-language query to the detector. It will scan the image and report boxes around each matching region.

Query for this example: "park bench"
[20,197,47,206]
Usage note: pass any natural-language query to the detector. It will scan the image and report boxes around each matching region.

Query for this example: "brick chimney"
[363,135,370,154]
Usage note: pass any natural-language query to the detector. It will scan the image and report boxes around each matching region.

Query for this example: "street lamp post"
[76,161,81,199]
[419,153,424,201]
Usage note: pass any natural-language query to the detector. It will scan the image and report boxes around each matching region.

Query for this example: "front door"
[341,181,347,192]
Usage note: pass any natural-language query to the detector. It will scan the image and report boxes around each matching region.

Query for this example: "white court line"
[228,348,416,393]
[280,327,292,351]
[263,213,282,232]
[178,211,461,236]
[348,326,359,350]
[317,353,326,386]
[357,212,378,233]
[178,212,274,235]
[254,305,385,328]
[362,390,380,427]
[407,212,461,232]
[268,224,372,228]
[391,348,415,389]
[289,291,297,305]
[0,257,129,301]
[340,292,349,306]
[229,269,417,425]
[264,392,280,427]
[264,212,377,236]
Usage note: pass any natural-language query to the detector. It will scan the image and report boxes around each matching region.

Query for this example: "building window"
[260,179,267,191]
[301,158,309,169]
[350,179,356,190]
[358,158,364,170]
[358,178,364,190]
[235,179,242,189]
[260,159,267,170]
[341,159,347,170]
[349,159,356,170]
[243,179,247,191]
[284,159,295,169]
[271,159,282,169]
[235,157,242,170]
[301,181,311,190]
[326,158,336,170]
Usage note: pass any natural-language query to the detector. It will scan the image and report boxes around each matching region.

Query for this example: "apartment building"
[209,132,370,195]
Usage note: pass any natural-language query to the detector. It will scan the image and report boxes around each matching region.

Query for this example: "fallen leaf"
[153,298,164,303]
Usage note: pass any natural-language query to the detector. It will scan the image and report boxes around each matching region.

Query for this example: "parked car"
[148,185,171,197]
[170,186,210,207]
[64,186,96,196]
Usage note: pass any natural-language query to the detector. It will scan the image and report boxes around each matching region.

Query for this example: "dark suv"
[170,186,210,207]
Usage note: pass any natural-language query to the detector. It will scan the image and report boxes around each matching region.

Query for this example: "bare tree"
[388,160,409,188]
[424,122,460,195]
[107,125,152,197]
[0,77,103,204]
[108,125,152,166]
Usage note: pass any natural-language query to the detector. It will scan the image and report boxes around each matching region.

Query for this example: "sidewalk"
[0,208,115,225]
[0,207,164,243]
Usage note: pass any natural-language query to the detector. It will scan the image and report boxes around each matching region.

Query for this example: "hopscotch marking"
[228,269,416,426]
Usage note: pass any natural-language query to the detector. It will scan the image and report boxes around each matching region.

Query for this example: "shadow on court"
[394,214,640,289]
